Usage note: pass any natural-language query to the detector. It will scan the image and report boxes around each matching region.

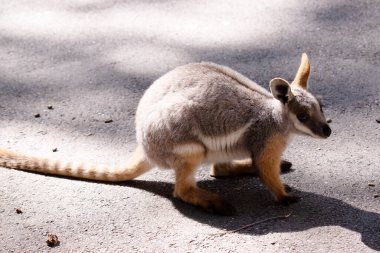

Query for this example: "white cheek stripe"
[290,113,319,138]
[199,122,251,151]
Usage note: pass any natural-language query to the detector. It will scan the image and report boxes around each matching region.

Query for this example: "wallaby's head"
[269,53,331,138]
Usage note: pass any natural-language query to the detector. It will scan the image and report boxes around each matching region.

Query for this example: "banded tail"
[0,146,152,181]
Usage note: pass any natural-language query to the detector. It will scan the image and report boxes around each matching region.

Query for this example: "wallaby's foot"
[174,186,236,215]
[281,177,299,205]
[280,160,293,173]
[278,195,301,206]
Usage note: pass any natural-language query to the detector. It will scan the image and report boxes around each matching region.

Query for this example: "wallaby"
[0,53,331,215]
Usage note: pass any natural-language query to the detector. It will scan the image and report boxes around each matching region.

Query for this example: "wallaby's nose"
[323,124,331,137]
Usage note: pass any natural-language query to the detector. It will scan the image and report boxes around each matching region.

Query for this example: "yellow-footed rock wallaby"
[0,53,331,215]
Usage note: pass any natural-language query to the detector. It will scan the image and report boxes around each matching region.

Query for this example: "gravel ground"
[0,0,379,252]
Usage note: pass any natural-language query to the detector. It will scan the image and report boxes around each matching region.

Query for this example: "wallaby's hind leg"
[256,135,299,205]
[210,159,292,178]
[172,152,235,215]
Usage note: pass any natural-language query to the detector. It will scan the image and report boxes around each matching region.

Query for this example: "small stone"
[104,119,113,123]
[46,234,60,247]
[15,208,23,214]
[376,118,380,123]
[34,113,41,118]
[47,105,53,110]
[374,194,379,198]
[52,148,58,152]
[326,118,332,123]
[85,133,94,136]
[368,183,375,187]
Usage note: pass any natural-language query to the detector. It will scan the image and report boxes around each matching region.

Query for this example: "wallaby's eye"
[297,113,310,122]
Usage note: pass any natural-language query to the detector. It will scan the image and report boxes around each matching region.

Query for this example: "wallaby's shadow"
[123,178,380,250]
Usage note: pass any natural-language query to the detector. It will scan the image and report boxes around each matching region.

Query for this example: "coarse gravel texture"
[0,0,379,252]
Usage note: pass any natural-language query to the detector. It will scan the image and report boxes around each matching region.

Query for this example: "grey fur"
[135,58,329,169]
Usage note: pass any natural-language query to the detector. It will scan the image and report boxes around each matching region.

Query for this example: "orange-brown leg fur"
[256,134,299,205]
[173,152,235,215]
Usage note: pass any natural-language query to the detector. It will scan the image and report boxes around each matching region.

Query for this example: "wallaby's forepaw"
[279,195,300,206]
[204,198,236,216]
[280,160,293,173]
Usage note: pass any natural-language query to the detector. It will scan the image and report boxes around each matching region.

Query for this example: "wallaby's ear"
[292,53,310,89]
[270,78,294,104]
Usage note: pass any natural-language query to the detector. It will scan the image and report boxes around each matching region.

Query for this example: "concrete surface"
[0,0,379,252]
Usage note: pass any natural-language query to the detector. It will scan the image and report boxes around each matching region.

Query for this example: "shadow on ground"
[123,178,380,251]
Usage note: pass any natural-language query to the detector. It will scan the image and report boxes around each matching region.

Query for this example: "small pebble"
[368,183,375,187]
[34,113,41,118]
[47,105,53,110]
[15,208,23,214]
[105,119,113,123]
[52,148,58,152]
[46,234,60,247]
[376,118,380,123]
[374,194,379,198]
[326,118,332,123]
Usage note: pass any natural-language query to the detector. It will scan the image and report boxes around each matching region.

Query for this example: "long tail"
[0,146,152,182]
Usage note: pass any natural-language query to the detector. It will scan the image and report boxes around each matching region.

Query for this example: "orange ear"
[292,53,310,89]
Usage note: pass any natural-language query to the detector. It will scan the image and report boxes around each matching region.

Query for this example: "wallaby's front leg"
[256,135,299,205]
[173,153,235,215]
